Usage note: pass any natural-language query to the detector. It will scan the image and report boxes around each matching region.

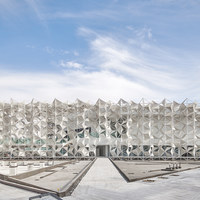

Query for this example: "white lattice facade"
[0,99,200,159]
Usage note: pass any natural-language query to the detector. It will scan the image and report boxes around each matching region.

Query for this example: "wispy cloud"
[126,26,153,40]
[59,60,83,69]
[0,69,163,103]
[73,51,79,56]
[47,9,118,20]
[1,0,200,103]
[79,27,184,90]
[76,27,200,101]
[0,0,48,27]
[24,0,43,21]
[44,46,69,55]
[26,44,35,49]
[24,0,48,28]
[0,0,21,19]
[1,25,199,103]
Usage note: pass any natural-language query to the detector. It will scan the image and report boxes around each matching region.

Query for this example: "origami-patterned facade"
[0,99,200,159]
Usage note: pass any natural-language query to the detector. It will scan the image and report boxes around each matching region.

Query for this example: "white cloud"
[44,46,54,54]
[76,27,200,101]
[26,44,35,49]
[0,0,21,18]
[73,51,79,56]
[0,70,165,103]
[44,46,69,55]
[59,60,83,69]
[47,9,118,20]
[24,0,47,27]
[1,25,199,103]
[87,32,183,91]
[127,26,152,40]
[63,50,69,55]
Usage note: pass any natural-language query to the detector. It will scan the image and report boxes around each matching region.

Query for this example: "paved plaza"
[64,158,200,200]
[21,160,90,192]
[0,158,200,199]
[112,159,200,181]
[0,160,64,176]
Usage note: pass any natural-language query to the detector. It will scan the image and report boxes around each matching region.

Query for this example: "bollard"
[169,163,171,169]
[179,162,181,168]
[18,161,24,166]
[10,162,18,167]
[27,163,33,171]
[2,161,9,166]
[23,161,28,166]
[48,160,54,166]
[40,162,45,168]
[176,163,178,169]
[9,166,17,176]
[172,163,175,170]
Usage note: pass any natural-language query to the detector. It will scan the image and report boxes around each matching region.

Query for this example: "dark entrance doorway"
[96,145,109,157]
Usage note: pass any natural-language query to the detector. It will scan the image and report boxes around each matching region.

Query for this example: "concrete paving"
[0,160,64,176]
[22,160,90,191]
[0,183,36,200]
[113,160,200,181]
[1,158,200,199]
[63,158,129,200]
[64,158,200,200]
[0,160,91,199]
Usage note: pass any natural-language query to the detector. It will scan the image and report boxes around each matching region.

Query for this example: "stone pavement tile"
[0,183,36,200]
[63,158,200,200]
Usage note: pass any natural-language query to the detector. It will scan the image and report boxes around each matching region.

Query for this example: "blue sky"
[0,0,200,103]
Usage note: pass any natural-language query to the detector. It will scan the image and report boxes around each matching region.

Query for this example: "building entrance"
[96,145,110,157]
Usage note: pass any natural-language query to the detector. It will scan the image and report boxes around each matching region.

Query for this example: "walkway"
[1,158,200,199]
[64,158,126,200]
[64,158,200,200]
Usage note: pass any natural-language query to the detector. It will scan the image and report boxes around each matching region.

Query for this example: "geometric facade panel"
[0,98,199,159]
